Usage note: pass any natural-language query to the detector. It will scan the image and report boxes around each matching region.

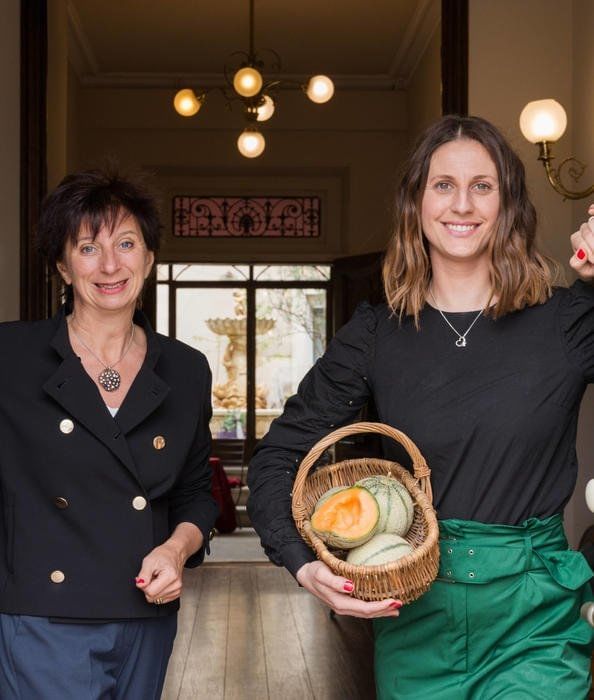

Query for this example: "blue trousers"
[0,613,177,699]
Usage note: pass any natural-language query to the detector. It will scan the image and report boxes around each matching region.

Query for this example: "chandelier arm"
[257,48,282,72]
[538,142,594,201]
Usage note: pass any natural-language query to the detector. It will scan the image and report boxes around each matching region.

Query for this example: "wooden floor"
[162,563,376,700]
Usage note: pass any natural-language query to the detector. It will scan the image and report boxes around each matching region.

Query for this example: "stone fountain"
[206,291,275,410]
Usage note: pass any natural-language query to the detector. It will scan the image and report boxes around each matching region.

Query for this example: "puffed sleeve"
[169,356,219,567]
[247,302,377,577]
[561,280,594,382]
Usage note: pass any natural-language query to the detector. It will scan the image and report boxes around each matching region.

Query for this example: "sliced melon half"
[311,485,379,549]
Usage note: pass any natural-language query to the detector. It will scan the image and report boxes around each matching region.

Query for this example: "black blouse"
[247,280,594,577]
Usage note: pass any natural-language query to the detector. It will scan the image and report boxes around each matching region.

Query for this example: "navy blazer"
[0,307,218,619]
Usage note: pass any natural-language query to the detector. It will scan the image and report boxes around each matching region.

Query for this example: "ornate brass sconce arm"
[537,141,594,201]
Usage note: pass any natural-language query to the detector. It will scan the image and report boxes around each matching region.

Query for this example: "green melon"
[346,533,414,566]
[355,475,414,537]
[311,485,379,549]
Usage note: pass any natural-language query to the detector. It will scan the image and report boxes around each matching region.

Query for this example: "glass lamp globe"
[237,128,266,158]
[233,67,263,97]
[519,99,567,143]
[173,89,201,117]
[256,95,275,122]
[306,75,335,104]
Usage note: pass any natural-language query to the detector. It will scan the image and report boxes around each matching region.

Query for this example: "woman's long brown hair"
[382,115,561,326]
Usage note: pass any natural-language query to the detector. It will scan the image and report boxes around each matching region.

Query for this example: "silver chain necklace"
[429,289,486,348]
[68,318,135,391]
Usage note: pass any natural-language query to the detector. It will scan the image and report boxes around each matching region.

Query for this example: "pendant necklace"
[429,289,486,348]
[68,318,135,391]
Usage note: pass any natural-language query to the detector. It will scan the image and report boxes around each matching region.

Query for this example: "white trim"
[389,0,441,87]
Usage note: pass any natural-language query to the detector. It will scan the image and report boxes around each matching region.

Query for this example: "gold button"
[132,496,147,511]
[54,497,69,509]
[153,435,166,450]
[59,419,74,434]
[50,570,65,584]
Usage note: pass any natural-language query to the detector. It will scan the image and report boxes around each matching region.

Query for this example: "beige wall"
[469,0,573,267]
[407,27,441,144]
[470,0,594,545]
[0,0,20,321]
[72,85,410,262]
[570,0,594,550]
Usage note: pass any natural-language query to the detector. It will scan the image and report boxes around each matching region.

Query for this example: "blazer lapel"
[114,366,170,435]
[42,308,170,484]
[43,354,141,481]
[115,312,170,434]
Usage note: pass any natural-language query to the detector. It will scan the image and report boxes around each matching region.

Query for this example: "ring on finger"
[154,597,164,605]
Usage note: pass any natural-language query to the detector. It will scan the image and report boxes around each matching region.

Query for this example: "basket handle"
[293,421,433,502]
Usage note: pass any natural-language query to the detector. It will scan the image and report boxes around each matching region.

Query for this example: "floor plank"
[280,570,376,700]
[171,567,231,700]
[161,566,203,700]
[224,566,269,699]
[162,564,376,700]
[256,566,315,699]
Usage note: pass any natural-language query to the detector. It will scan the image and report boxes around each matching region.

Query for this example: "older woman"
[0,169,218,699]
[248,115,594,698]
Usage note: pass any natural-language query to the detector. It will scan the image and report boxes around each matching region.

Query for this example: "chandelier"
[173,0,335,158]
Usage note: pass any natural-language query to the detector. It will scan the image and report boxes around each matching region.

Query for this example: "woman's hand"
[570,204,594,281]
[296,560,403,619]
[135,522,203,605]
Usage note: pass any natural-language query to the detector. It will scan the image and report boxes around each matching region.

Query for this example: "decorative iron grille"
[173,196,321,238]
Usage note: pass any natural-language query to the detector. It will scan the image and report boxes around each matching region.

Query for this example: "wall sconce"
[519,99,594,200]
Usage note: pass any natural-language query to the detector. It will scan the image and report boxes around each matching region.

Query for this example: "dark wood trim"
[441,0,469,116]
[20,0,49,320]
[245,283,256,459]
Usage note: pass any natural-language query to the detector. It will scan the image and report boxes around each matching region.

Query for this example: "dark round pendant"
[98,367,121,392]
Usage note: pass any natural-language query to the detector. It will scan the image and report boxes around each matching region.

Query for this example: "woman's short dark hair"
[37,166,161,272]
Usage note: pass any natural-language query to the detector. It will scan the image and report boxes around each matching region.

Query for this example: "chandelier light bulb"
[256,95,275,122]
[233,66,263,97]
[237,128,266,158]
[306,75,335,104]
[519,99,567,143]
[173,88,201,117]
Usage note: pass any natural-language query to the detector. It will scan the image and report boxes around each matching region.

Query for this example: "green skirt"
[374,515,594,699]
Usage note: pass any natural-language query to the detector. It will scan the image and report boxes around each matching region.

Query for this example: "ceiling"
[67,0,440,89]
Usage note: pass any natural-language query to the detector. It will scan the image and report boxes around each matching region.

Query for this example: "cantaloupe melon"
[311,485,379,549]
[346,533,413,566]
[355,475,414,537]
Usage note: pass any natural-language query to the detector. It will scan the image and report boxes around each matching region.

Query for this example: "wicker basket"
[292,421,440,603]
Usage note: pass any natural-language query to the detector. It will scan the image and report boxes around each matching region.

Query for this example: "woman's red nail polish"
[577,249,586,260]
[390,601,403,609]
[343,582,354,592]
[135,578,145,584]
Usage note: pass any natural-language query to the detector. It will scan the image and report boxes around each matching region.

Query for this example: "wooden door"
[331,251,384,460]
[332,251,384,330]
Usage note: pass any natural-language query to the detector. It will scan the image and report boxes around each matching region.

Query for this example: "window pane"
[255,288,327,438]
[156,284,168,334]
[171,264,249,281]
[253,264,331,282]
[176,288,247,438]
[156,264,169,280]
